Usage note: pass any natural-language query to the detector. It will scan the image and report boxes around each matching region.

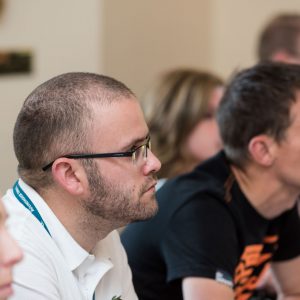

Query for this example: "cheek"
[187,120,222,161]
[100,161,141,189]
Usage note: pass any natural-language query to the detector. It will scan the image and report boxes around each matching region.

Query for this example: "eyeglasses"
[42,136,151,171]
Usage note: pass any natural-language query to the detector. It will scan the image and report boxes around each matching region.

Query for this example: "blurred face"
[82,98,161,223]
[271,41,300,65]
[272,93,300,207]
[0,199,23,300]
[186,86,223,162]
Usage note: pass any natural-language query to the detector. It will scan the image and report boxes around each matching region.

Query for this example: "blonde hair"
[142,69,223,179]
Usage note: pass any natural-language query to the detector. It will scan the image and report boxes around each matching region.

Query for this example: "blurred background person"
[141,69,224,189]
[121,62,300,300]
[0,197,23,300]
[257,13,300,64]
[255,13,300,299]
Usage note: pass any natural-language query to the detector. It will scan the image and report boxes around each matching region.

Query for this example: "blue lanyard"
[13,181,51,236]
[13,181,96,300]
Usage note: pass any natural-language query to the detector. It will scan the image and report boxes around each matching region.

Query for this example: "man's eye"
[129,146,139,152]
[129,145,138,152]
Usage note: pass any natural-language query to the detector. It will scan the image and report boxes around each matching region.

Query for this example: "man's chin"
[130,201,158,223]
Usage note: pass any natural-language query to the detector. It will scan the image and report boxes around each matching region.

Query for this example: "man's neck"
[40,189,122,253]
[231,164,298,219]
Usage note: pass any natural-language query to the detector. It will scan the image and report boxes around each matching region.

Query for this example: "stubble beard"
[82,160,158,224]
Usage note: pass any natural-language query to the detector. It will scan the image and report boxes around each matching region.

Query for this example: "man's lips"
[145,180,157,192]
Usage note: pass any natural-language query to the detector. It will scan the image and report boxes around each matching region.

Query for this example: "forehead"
[90,97,149,149]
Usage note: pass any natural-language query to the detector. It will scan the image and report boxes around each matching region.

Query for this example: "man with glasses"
[3,72,161,299]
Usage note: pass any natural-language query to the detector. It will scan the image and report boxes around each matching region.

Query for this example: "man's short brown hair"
[14,72,134,189]
[257,14,300,62]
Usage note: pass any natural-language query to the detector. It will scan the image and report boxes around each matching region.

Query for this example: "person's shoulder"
[3,190,38,238]
[3,189,58,259]
[159,151,229,200]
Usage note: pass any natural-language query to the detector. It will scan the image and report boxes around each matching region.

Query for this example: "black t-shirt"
[121,151,300,300]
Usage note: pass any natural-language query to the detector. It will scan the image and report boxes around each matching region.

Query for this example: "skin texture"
[44,97,161,253]
[0,199,23,300]
[182,277,234,300]
[80,99,161,223]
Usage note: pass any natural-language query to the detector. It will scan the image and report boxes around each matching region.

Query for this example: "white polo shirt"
[3,179,138,300]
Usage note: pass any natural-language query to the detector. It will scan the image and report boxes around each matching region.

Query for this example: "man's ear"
[248,135,276,167]
[51,158,86,195]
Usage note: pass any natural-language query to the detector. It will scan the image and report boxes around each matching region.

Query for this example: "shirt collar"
[17,179,89,271]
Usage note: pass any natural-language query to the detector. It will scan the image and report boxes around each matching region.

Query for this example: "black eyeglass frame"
[42,136,151,171]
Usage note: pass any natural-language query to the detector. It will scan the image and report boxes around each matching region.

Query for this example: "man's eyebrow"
[121,133,150,151]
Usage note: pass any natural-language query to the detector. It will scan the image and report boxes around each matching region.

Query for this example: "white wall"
[103,0,300,94]
[211,0,300,78]
[103,0,213,97]
[1,0,300,191]
[0,0,103,191]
